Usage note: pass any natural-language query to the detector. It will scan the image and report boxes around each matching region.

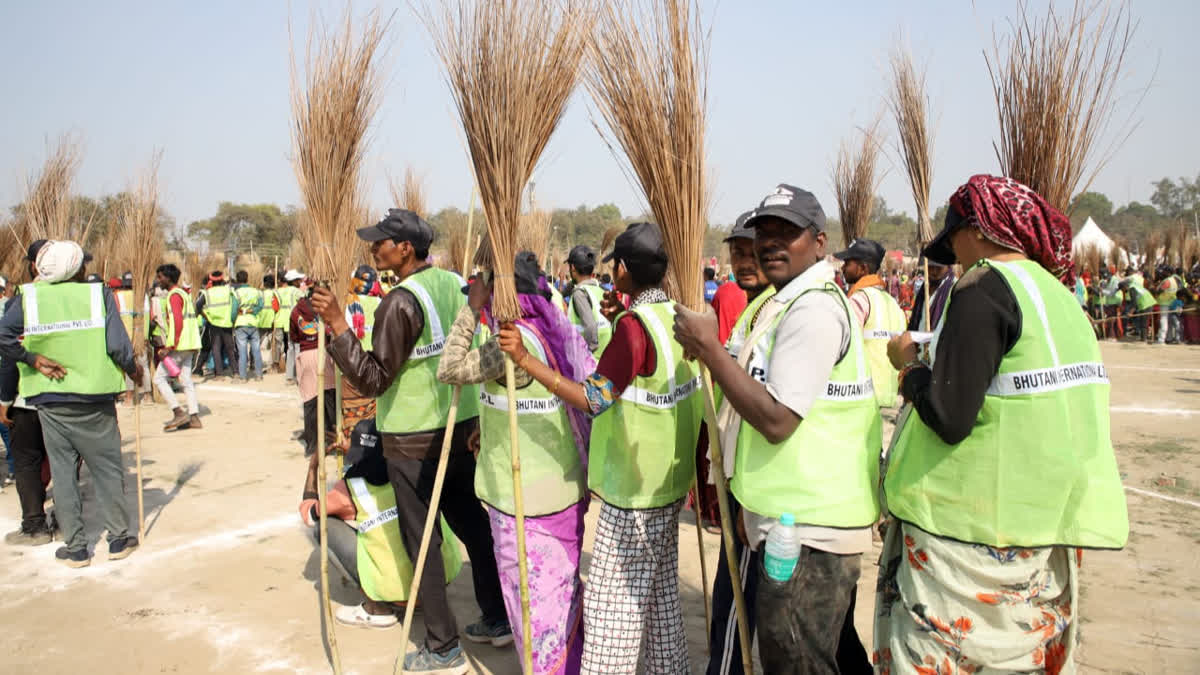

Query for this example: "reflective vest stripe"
[400,280,447,359]
[22,283,104,335]
[478,325,562,414]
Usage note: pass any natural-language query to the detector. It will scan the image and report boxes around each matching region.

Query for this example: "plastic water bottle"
[763,512,800,582]
[162,355,182,378]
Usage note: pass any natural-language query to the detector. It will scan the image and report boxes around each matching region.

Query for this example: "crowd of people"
[1079,262,1200,344]
[0,174,1136,674]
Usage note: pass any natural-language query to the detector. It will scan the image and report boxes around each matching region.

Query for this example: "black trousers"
[300,390,337,456]
[10,407,48,530]
[385,420,506,655]
[209,325,237,376]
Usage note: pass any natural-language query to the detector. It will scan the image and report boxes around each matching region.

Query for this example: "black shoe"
[55,546,91,568]
[109,536,139,561]
[5,524,53,546]
[463,617,513,647]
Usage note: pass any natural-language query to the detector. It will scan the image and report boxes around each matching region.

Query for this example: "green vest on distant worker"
[234,285,263,328]
[257,288,277,329]
[345,477,462,602]
[114,288,137,339]
[731,278,882,527]
[352,294,383,351]
[165,287,202,352]
[568,282,612,356]
[477,324,584,516]
[548,281,566,315]
[588,302,703,509]
[377,267,479,434]
[18,282,126,398]
[858,285,907,407]
[1128,281,1156,311]
[1156,276,1179,306]
[203,284,234,328]
[885,259,1128,549]
[273,285,301,330]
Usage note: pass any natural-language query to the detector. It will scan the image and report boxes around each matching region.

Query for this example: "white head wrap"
[35,240,85,283]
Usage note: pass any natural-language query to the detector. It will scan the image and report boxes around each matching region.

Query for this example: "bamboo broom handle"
[133,321,145,542]
[462,189,477,276]
[922,259,931,333]
[334,368,344,475]
[315,324,342,675]
[699,365,754,674]
[692,476,712,652]
[395,385,462,675]
[506,354,534,675]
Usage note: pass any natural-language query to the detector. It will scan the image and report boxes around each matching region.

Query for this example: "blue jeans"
[234,325,263,379]
[1,422,12,475]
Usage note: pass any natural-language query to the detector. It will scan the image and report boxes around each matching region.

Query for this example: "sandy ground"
[0,341,1197,674]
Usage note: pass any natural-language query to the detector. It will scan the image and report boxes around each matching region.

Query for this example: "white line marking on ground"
[198,384,297,401]
[1125,486,1200,509]
[1107,365,1200,373]
[1110,406,1198,416]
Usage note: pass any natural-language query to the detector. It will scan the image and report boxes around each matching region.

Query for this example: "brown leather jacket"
[328,269,477,460]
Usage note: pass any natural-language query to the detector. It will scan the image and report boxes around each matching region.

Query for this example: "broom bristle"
[289,7,389,301]
[116,153,167,352]
[986,0,1138,213]
[22,134,87,244]
[424,0,591,321]
[887,45,936,245]
[832,116,884,249]
[584,0,709,310]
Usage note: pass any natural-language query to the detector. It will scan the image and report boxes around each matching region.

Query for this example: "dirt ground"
[1,341,1197,674]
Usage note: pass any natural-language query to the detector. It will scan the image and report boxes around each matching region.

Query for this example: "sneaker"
[399,645,469,675]
[108,536,139,561]
[463,617,513,647]
[55,546,91,568]
[5,525,53,546]
[334,602,398,630]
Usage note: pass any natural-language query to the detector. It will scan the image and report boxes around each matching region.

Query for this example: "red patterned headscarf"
[949,175,1074,284]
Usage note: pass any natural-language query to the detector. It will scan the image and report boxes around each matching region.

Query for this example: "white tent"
[1072,217,1128,267]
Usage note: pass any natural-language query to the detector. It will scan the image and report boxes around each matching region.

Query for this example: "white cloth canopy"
[1072,217,1128,266]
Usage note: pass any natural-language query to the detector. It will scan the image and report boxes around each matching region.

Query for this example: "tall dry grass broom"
[584,0,731,664]
[887,45,936,329]
[116,152,166,543]
[832,117,884,249]
[987,0,1139,215]
[289,8,388,674]
[22,135,89,244]
[406,2,591,673]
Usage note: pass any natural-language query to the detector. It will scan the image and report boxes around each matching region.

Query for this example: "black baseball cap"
[601,222,667,266]
[565,245,596,268]
[357,208,434,249]
[833,238,886,268]
[723,211,755,242]
[345,418,380,467]
[744,184,827,233]
[921,205,969,265]
[461,251,544,296]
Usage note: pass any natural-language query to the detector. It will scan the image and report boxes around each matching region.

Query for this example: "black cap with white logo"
[744,184,827,233]
[833,238,887,269]
[356,209,434,250]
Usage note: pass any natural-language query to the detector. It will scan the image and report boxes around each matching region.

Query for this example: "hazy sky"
[1,1,1195,234]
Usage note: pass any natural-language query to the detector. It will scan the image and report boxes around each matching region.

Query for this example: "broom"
[583,0,728,664]
[289,7,388,674]
[116,152,166,543]
[420,2,590,672]
[832,116,884,250]
[887,45,935,330]
[986,0,1139,215]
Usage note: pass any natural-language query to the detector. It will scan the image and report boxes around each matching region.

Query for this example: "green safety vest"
[165,287,202,351]
[549,282,566,314]
[234,285,263,328]
[717,287,777,410]
[477,324,585,516]
[115,288,137,339]
[568,283,612,356]
[1128,282,1156,311]
[257,289,277,329]
[377,267,479,434]
[146,294,166,339]
[588,302,703,509]
[858,285,907,408]
[203,285,234,328]
[18,282,126,398]
[349,294,383,351]
[1156,277,1178,306]
[345,477,462,602]
[885,259,1128,549]
[273,286,301,330]
[730,278,882,527]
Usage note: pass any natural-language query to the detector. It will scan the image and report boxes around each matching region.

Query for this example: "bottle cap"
[780,512,795,527]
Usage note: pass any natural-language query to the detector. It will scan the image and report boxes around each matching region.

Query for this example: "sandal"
[334,602,399,630]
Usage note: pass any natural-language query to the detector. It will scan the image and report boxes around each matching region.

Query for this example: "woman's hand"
[887,332,919,370]
[496,322,529,363]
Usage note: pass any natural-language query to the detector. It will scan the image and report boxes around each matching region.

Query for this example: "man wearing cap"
[257,274,278,368]
[275,270,305,380]
[907,260,956,332]
[310,208,506,674]
[834,238,908,409]
[498,221,703,674]
[703,213,774,675]
[155,263,204,432]
[232,270,265,381]
[674,185,880,674]
[565,244,611,355]
[197,271,238,379]
[0,240,143,567]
